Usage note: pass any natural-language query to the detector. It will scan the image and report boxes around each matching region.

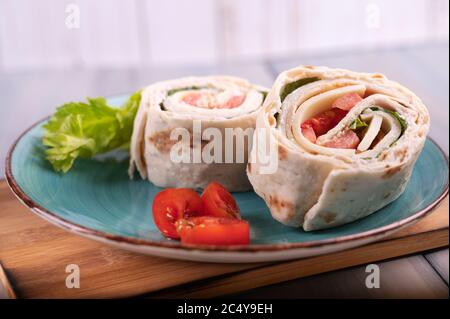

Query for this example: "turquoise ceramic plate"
[5,96,449,263]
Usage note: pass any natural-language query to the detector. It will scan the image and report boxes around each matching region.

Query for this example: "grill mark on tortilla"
[322,212,337,224]
[268,114,276,126]
[379,152,388,161]
[189,135,210,149]
[394,148,408,162]
[148,130,177,154]
[268,195,295,218]
[371,74,385,79]
[415,116,421,125]
[382,165,403,179]
[278,144,288,160]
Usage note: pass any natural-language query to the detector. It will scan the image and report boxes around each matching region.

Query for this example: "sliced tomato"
[176,216,250,246]
[321,130,360,149]
[182,92,202,106]
[220,94,246,109]
[201,182,240,219]
[301,124,317,143]
[332,93,363,111]
[300,93,365,145]
[301,108,347,137]
[152,188,204,239]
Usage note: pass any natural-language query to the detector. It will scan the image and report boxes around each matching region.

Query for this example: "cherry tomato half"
[301,108,348,137]
[176,216,250,246]
[152,188,204,239]
[201,182,240,219]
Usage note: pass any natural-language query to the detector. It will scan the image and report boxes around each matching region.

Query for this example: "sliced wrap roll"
[247,66,430,231]
[129,76,267,191]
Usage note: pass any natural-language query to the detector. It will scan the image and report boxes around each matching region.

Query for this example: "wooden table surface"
[0,43,448,298]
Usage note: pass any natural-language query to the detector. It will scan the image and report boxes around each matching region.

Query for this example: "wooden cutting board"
[0,180,448,299]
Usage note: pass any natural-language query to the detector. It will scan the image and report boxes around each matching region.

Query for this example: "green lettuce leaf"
[369,107,408,134]
[349,117,368,130]
[167,86,203,96]
[42,90,142,173]
[280,77,320,102]
[259,90,269,103]
[384,109,408,134]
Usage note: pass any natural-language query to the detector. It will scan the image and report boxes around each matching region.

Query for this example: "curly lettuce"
[42,90,141,172]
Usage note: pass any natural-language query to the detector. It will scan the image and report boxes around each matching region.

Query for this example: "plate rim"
[4,116,449,253]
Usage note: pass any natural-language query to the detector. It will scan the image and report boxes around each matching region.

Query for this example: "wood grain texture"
[231,255,449,299]
[147,228,448,298]
[425,248,449,284]
[0,180,448,298]
[0,262,17,299]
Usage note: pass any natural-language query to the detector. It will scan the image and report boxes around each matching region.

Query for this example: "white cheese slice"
[357,114,382,152]
[358,109,402,158]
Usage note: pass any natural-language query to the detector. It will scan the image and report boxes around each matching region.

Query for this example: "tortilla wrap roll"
[247,65,430,231]
[129,76,267,191]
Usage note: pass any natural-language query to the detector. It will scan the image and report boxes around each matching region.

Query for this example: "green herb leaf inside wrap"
[349,117,369,130]
[369,107,408,135]
[280,77,320,102]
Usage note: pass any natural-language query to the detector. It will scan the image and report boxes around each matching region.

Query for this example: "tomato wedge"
[182,92,202,106]
[152,188,204,239]
[301,123,317,143]
[332,92,363,111]
[220,94,246,109]
[301,108,347,138]
[183,92,245,109]
[301,93,363,143]
[321,130,360,149]
[201,182,240,219]
[176,216,250,246]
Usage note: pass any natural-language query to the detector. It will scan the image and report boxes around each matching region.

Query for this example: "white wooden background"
[0,0,448,167]
[0,0,448,71]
